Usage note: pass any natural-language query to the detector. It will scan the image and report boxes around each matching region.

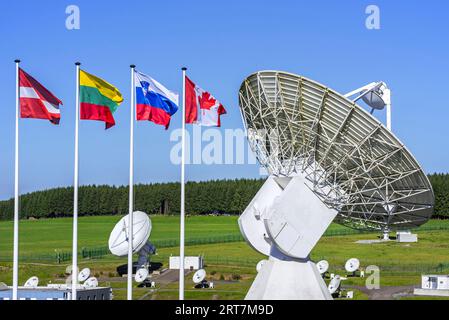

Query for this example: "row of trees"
[428,173,449,218]
[0,174,448,220]
[0,179,264,220]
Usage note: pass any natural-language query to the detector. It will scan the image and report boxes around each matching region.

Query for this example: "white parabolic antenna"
[316,260,329,274]
[83,277,98,288]
[78,268,91,282]
[328,275,341,294]
[24,276,39,287]
[193,269,206,284]
[135,268,149,283]
[238,71,434,300]
[256,260,268,273]
[109,211,152,256]
[345,258,360,273]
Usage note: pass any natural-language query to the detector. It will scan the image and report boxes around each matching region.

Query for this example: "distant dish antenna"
[83,277,98,288]
[24,276,39,288]
[345,258,360,273]
[135,268,149,283]
[78,268,91,282]
[328,275,342,295]
[256,260,268,273]
[316,260,329,275]
[193,269,210,289]
[0,282,8,291]
[108,211,156,269]
[193,269,206,284]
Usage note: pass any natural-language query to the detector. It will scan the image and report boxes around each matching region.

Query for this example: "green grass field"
[0,215,241,256]
[1,215,449,300]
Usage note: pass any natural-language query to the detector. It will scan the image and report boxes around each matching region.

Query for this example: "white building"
[0,286,112,300]
[414,275,449,297]
[396,231,418,243]
[169,256,204,270]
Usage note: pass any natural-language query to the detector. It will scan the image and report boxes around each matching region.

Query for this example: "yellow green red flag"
[79,70,123,129]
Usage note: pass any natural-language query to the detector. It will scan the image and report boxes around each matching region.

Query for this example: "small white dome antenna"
[345,258,360,277]
[24,276,39,288]
[78,268,91,282]
[344,81,392,131]
[192,269,211,289]
[83,277,98,288]
[328,275,342,296]
[316,260,329,277]
[135,268,149,283]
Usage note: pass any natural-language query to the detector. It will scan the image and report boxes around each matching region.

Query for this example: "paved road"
[346,285,415,300]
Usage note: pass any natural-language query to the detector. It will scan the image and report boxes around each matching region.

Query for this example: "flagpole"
[179,67,187,300]
[127,65,136,300]
[12,59,20,301]
[72,62,81,300]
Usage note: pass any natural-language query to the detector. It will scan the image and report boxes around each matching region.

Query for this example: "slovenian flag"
[135,71,179,129]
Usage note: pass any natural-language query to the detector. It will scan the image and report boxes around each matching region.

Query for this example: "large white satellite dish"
[192,269,206,284]
[78,268,91,282]
[316,260,329,275]
[83,277,98,288]
[238,70,434,300]
[345,258,360,273]
[24,276,39,288]
[108,211,156,269]
[135,268,149,283]
[328,275,342,295]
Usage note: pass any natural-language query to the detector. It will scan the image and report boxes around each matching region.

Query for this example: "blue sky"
[1,0,448,200]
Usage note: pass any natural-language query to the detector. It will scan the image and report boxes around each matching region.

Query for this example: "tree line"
[0,174,448,221]
[0,179,263,220]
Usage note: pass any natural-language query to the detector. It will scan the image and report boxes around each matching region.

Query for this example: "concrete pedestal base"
[245,255,332,300]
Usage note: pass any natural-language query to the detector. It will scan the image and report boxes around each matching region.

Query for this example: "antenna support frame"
[239,175,337,299]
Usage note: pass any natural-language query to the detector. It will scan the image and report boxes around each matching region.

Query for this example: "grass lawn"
[1,216,449,300]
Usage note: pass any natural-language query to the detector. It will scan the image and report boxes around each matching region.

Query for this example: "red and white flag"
[19,68,63,124]
[185,76,226,127]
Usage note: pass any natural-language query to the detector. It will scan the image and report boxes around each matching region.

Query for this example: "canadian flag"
[185,76,226,127]
[19,68,63,124]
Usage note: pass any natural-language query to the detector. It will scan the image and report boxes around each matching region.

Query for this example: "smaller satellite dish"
[328,275,341,294]
[83,277,98,288]
[0,282,8,291]
[135,268,149,283]
[192,269,206,284]
[65,265,78,275]
[24,276,39,287]
[78,268,91,282]
[256,260,268,272]
[316,260,329,274]
[362,85,388,110]
[108,211,152,257]
[345,258,360,273]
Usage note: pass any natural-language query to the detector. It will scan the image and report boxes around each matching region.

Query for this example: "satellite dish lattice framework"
[239,70,434,231]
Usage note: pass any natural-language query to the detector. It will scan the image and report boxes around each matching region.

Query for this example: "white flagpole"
[72,62,81,300]
[12,59,20,301]
[127,65,136,300]
[179,67,187,300]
